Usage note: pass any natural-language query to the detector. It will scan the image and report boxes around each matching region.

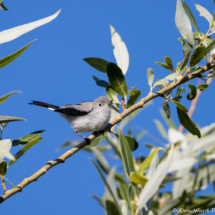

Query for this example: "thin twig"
[1,176,7,193]
[121,97,126,112]
[0,62,214,204]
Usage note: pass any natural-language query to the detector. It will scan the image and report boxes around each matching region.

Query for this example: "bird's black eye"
[99,103,102,106]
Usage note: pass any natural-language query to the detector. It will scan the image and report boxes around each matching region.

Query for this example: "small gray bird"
[29,96,112,140]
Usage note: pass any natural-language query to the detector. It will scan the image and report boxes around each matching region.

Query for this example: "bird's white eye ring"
[99,103,102,106]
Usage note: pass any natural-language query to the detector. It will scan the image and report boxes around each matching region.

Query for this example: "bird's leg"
[73,130,91,145]
[93,130,105,136]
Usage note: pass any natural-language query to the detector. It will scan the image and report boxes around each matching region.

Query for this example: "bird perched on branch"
[29,96,112,141]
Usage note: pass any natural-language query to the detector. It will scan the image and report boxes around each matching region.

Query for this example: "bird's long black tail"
[29,101,59,110]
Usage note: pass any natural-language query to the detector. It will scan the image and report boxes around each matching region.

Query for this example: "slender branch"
[121,97,126,112]
[0,62,214,204]
[1,176,7,193]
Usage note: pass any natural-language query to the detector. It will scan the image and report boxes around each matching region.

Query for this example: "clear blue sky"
[1,0,215,214]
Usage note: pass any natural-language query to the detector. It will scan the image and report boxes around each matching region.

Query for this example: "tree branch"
[0,62,214,204]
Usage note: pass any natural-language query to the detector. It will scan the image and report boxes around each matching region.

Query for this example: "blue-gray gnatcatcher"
[29,96,112,140]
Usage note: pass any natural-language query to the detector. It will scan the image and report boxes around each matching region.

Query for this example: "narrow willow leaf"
[182,2,199,32]
[180,42,192,70]
[165,72,180,81]
[90,159,122,215]
[109,103,120,122]
[177,107,201,138]
[0,91,21,104]
[0,116,26,124]
[106,85,120,104]
[172,96,182,102]
[83,58,109,73]
[155,62,173,72]
[138,147,163,175]
[154,119,168,139]
[0,10,61,44]
[164,56,174,71]
[175,0,194,46]
[127,89,141,108]
[178,38,186,46]
[163,101,171,119]
[138,144,174,211]
[125,136,139,151]
[105,199,121,215]
[0,161,7,175]
[0,41,34,69]
[147,68,154,87]
[90,133,107,147]
[0,1,7,10]
[106,166,118,201]
[187,83,197,100]
[189,66,202,74]
[198,84,209,91]
[8,137,43,166]
[119,183,130,207]
[153,79,169,88]
[110,25,129,75]
[107,63,128,98]
[193,32,213,44]
[12,130,45,146]
[206,40,215,54]
[162,177,182,184]
[105,136,121,158]
[0,139,14,161]
[190,46,206,67]
[130,172,148,186]
[118,128,135,177]
[92,76,109,88]
[195,4,213,25]
[170,99,188,112]
[92,195,106,211]
[176,87,188,96]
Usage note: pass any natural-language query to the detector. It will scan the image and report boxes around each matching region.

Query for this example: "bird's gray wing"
[54,101,93,116]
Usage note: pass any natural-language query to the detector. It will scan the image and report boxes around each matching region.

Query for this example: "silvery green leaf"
[106,166,118,201]
[0,139,14,161]
[109,103,120,122]
[0,0,7,10]
[106,85,120,104]
[147,68,154,87]
[162,101,171,119]
[110,25,129,75]
[164,56,174,71]
[168,128,186,144]
[0,91,21,104]
[168,158,197,172]
[137,143,174,211]
[180,42,192,70]
[165,72,180,81]
[92,76,109,88]
[154,119,168,139]
[176,87,188,96]
[195,4,213,26]
[153,78,169,88]
[175,0,194,46]
[0,9,61,44]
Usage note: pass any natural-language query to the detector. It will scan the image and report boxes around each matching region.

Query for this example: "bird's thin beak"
[108,100,113,105]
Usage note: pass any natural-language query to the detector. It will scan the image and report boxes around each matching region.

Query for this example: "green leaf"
[195,4,213,26]
[137,147,163,175]
[164,56,174,71]
[178,38,186,46]
[8,137,43,166]
[83,57,109,73]
[147,68,154,86]
[177,107,201,138]
[155,62,174,72]
[90,159,122,215]
[119,182,130,207]
[0,116,26,124]
[205,39,215,55]
[127,89,141,108]
[165,72,180,81]
[0,41,34,69]
[189,66,202,74]
[162,176,182,184]
[90,133,107,147]
[0,139,14,161]
[118,128,135,177]
[0,10,61,44]
[153,79,169,88]
[125,136,139,151]
[176,87,188,96]
[0,161,7,175]
[175,0,194,46]
[182,1,199,32]
[162,100,171,119]
[0,91,21,105]
[105,199,121,215]
[190,46,206,67]
[107,63,128,98]
[130,172,148,186]
[105,136,121,159]
[170,99,188,112]
[92,195,106,211]
[180,42,192,70]
[92,76,109,88]
[187,83,197,100]
[0,1,8,10]
[106,85,120,104]
[154,119,168,139]
[12,130,45,147]
[198,83,209,91]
